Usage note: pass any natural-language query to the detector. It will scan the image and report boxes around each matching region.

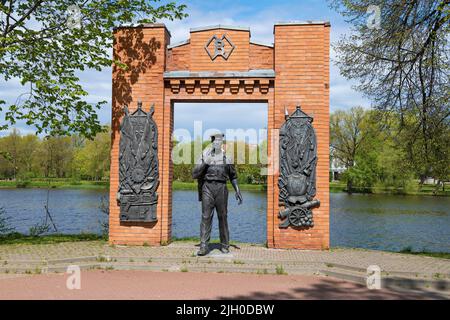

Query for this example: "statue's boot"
[197,245,208,256]
[220,246,229,254]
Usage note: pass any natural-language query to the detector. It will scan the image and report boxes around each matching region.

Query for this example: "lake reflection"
[0,189,449,252]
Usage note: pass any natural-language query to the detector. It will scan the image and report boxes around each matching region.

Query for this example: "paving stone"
[0,241,448,280]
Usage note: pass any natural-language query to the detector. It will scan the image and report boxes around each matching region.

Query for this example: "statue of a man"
[192,133,243,256]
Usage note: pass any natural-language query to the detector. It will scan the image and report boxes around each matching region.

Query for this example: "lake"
[0,189,449,252]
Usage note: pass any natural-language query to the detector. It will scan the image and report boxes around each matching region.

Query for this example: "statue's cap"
[210,132,225,141]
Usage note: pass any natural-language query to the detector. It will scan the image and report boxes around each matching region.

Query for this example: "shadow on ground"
[217,278,449,300]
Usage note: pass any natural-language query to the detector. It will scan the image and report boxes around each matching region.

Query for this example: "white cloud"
[1,0,372,136]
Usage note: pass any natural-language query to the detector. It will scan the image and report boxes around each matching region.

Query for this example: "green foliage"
[275,265,287,275]
[0,0,187,138]
[28,221,50,237]
[0,126,111,181]
[0,232,104,245]
[15,179,30,188]
[74,126,111,180]
[330,107,448,194]
[342,152,379,193]
[331,0,449,186]
[172,139,268,186]
[399,247,450,259]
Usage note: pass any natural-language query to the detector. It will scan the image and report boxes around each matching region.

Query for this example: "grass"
[0,232,106,245]
[330,181,450,196]
[0,178,109,190]
[171,236,258,247]
[171,236,200,242]
[96,256,108,262]
[180,266,189,272]
[275,265,287,275]
[2,178,447,196]
[399,247,450,259]
[257,269,269,275]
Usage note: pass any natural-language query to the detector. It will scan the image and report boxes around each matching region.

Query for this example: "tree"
[330,106,369,192]
[331,0,449,181]
[0,0,187,138]
[33,135,74,178]
[0,128,21,179]
[74,126,110,180]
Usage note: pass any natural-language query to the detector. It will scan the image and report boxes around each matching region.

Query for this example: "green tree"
[0,0,187,138]
[74,126,111,180]
[34,135,74,178]
[18,134,39,178]
[0,128,21,179]
[331,0,449,183]
[330,106,370,192]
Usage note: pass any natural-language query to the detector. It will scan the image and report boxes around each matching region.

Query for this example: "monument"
[192,133,243,256]
[110,22,330,249]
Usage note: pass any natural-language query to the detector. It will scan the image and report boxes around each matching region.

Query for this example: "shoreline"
[0,180,448,196]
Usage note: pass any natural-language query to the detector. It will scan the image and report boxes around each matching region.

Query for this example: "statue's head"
[210,133,225,151]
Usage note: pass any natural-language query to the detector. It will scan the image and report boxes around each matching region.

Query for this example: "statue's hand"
[235,191,243,205]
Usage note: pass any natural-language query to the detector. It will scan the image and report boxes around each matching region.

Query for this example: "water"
[0,189,108,235]
[330,193,450,252]
[171,190,267,244]
[0,189,449,252]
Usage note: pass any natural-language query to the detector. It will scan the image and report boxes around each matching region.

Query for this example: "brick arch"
[110,22,330,249]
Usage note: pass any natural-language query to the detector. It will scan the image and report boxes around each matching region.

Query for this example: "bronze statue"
[192,133,243,256]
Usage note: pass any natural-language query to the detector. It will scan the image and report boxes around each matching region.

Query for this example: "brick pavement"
[0,241,448,278]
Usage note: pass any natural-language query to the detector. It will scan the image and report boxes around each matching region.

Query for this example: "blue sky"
[0,0,371,137]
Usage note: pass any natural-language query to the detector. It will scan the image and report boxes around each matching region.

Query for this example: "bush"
[69,177,82,185]
[15,179,31,188]
[28,222,50,237]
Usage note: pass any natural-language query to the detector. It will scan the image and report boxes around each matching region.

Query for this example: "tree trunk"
[347,179,353,194]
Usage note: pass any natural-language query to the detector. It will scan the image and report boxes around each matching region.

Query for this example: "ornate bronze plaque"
[117,102,159,222]
[278,106,320,228]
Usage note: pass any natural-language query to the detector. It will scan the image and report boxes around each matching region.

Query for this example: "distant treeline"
[0,127,110,182]
[1,106,448,194]
[331,107,449,194]
[0,128,268,186]
[172,138,268,185]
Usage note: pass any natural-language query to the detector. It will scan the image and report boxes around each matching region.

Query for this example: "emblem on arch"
[204,34,235,60]
[278,105,320,228]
